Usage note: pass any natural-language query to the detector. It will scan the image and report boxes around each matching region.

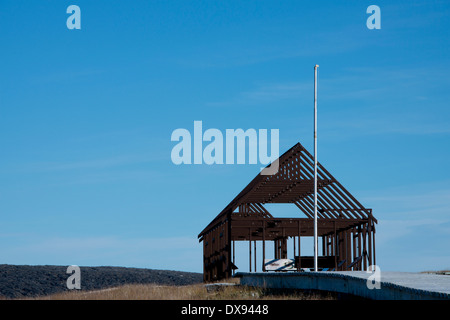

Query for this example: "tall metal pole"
[314,64,319,272]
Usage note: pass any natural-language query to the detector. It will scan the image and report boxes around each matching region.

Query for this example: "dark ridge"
[0,264,203,299]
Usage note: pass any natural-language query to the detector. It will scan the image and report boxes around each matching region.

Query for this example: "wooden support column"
[298,221,301,270]
[262,220,266,271]
[352,228,356,270]
[274,239,278,259]
[293,236,296,259]
[357,225,362,270]
[281,228,287,259]
[368,218,373,268]
[348,230,352,270]
[249,228,252,272]
[334,221,337,270]
[362,223,367,270]
[322,235,326,256]
[280,238,286,259]
[339,231,345,271]
[372,225,377,265]
[254,241,257,272]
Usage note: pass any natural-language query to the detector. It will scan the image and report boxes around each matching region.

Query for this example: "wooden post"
[293,236,296,258]
[357,225,362,270]
[322,235,325,256]
[352,227,356,270]
[348,230,352,269]
[249,228,252,272]
[334,221,337,270]
[262,220,266,272]
[254,241,257,272]
[330,234,333,256]
[362,223,367,270]
[298,221,301,269]
[368,218,373,268]
[372,223,376,267]
[274,239,279,259]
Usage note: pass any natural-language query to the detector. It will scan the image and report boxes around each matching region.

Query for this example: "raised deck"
[235,271,450,300]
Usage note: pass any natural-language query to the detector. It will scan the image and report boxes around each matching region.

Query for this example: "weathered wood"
[199,142,376,281]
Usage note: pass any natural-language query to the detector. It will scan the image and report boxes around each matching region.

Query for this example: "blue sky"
[0,1,449,273]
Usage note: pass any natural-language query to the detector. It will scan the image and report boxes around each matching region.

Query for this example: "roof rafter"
[198,142,376,239]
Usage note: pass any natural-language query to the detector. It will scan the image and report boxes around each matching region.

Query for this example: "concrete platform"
[235,271,450,300]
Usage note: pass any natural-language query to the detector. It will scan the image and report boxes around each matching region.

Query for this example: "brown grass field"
[23,280,335,300]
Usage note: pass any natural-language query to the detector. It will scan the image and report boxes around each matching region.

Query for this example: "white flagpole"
[314,64,319,272]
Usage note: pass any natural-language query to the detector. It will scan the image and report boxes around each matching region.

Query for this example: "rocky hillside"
[0,264,203,299]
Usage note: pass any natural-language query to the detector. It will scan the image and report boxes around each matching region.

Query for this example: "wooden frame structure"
[198,142,377,282]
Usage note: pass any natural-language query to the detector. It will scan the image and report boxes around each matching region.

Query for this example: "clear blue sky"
[0,1,449,273]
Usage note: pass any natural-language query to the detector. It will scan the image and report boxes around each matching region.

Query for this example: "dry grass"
[421,270,450,275]
[24,280,335,300]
